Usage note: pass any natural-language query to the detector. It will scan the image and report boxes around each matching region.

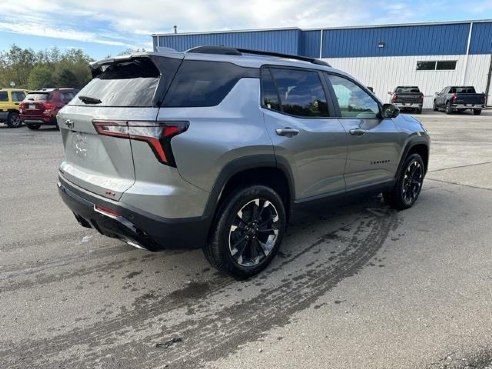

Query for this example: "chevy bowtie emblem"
[65,119,74,129]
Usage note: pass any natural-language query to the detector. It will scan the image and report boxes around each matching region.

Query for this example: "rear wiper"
[79,95,102,104]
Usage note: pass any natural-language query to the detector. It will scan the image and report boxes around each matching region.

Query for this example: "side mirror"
[381,103,399,119]
[387,91,392,95]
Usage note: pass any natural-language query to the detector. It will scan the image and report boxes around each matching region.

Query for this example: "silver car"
[57,46,430,278]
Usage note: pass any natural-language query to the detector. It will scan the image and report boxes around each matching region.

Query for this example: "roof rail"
[187,46,242,55]
[186,45,330,67]
[237,48,331,67]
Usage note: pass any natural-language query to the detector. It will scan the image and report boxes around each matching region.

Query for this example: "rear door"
[262,67,347,200]
[325,73,401,190]
[58,55,182,201]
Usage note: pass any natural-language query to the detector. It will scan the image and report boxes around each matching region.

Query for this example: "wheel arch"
[203,155,295,228]
[396,140,429,177]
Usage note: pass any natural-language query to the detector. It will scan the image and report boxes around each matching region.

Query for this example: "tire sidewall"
[7,112,21,128]
[396,154,425,209]
[211,185,286,278]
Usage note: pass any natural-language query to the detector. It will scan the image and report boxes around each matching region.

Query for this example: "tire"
[473,109,482,115]
[6,112,22,128]
[433,101,438,111]
[384,153,425,210]
[445,101,453,115]
[415,108,422,114]
[204,185,286,279]
[27,124,41,130]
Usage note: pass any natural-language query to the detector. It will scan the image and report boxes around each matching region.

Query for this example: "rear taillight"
[391,94,398,103]
[45,102,56,110]
[419,93,424,102]
[93,120,189,167]
[451,93,458,102]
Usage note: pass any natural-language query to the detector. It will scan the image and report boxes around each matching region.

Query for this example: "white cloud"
[0,0,490,49]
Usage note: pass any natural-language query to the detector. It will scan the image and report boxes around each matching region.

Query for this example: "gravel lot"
[1,111,491,369]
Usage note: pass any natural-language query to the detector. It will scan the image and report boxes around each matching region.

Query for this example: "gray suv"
[57,46,430,278]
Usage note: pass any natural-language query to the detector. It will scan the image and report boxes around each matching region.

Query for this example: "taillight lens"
[391,94,398,103]
[45,102,56,110]
[451,93,458,102]
[419,93,424,102]
[93,120,189,167]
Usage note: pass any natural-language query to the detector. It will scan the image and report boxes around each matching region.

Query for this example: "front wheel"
[204,185,286,279]
[384,153,425,210]
[473,109,482,115]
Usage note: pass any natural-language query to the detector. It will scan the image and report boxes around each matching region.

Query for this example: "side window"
[260,68,281,112]
[12,91,26,102]
[327,74,379,119]
[0,91,8,102]
[163,60,257,107]
[269,68,329,117]
[61,92,74,103]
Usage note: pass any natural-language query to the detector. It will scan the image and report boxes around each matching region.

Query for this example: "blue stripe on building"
[154,21,492,58]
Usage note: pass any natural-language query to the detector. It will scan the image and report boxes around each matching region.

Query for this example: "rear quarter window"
[163,60,258,107]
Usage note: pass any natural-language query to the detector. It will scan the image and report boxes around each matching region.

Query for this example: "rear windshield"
[72,58,160,107]
[26,93,50,101]
[450,87,476,93]
[395,87,420,93]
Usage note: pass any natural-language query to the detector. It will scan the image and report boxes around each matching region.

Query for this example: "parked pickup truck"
[389,86,423,114]
[0,88,27,127]
[433,86,486,115]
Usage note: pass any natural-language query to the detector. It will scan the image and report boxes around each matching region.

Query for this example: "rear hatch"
[58,55,183,201]
[21,92,50,117]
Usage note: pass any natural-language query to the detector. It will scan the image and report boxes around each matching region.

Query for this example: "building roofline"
[152,27,301,37]
[152,19,492,37]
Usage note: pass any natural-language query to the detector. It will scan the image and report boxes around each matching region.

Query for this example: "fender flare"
[202,154,295,220]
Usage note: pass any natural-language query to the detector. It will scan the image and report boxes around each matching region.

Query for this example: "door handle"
[276,127,299,137]
[349,128,366,136]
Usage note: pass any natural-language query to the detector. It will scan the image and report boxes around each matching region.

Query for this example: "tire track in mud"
[1,205,398,369]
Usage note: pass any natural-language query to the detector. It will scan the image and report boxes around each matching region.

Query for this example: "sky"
[0,0,491,60]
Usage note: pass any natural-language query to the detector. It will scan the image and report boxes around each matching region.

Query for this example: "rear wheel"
[204,185,286,279]
[445,101,453,115]
[415,108,422,114]
[6,112,22,128]
[27,124,40,130]
[473,109,482,115]
[384,153,425,210]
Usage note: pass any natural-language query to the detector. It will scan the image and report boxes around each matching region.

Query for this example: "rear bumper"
[21,115,56,125]
[58,177,210,250]
[451,104,483,109]
[394,103,422,109]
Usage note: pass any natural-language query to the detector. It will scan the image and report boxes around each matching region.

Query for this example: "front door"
[325,73,401,190]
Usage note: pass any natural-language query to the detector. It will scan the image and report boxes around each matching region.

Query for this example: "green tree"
[28,65,55,89]
[56,68,79,87]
